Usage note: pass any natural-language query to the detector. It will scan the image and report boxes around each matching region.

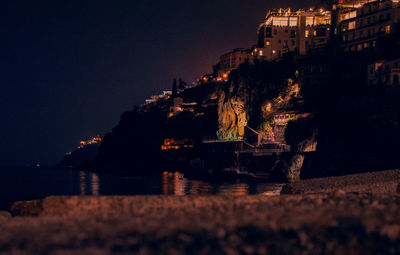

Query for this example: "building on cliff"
[254,8,331,61]
[336,0,400,52]
[216,48,251,80]
[367,58,400,85]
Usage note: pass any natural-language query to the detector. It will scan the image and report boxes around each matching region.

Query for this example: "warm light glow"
[161,138,194,151]
[386,25,391,34]
[265,103,272,112]
[78,136,102,149]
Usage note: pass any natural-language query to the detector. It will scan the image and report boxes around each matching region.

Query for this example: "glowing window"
[343,11,357,20]
[306,17,314,26]
[259,50,263,56]
[273,17,288,26]
[348,21,356,30]
[266,40,270,46]
[289,17,297,27]
[305,30,309,38]
[386,25,391,34]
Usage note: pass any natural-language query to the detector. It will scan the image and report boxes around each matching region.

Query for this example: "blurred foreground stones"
[4,170,400,255]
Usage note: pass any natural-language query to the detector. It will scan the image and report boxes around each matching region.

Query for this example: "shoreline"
[3,169,400,254]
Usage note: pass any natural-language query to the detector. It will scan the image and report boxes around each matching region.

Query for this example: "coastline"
[3,170,400,254]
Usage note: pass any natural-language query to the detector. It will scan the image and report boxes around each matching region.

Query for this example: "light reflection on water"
[79,171,283,197]
[0,167,284,210]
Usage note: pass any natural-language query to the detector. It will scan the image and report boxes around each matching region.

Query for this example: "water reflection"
[162,171,283,196]
[218,183,249,196]
[80,171,100,196]
[78,170,282,197]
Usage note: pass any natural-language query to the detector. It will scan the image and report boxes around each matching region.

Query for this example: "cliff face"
[215,60,301,144]
[217,87,247,141]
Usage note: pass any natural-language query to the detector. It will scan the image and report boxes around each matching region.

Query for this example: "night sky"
[0,0,317,166]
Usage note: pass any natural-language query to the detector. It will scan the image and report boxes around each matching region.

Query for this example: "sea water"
[0,166,283,210]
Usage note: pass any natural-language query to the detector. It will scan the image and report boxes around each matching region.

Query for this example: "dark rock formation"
[59,143,99,168]
[281,169,400,195]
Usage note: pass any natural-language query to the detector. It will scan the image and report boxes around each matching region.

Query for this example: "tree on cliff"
[178,78,186,92]
[172,79,178,97]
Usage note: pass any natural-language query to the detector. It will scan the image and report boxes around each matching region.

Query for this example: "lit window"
[306,17,314,26]
[348,21,356,30]
[289,17,297,27]
[266,40,270,46]
[305,30,309,38]
[386,25,391,34]
[259,50,263,56]
[313,30,317,36]
[272,17,288,26]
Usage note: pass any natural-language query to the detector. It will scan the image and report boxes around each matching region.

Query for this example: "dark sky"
[0,0,317,166]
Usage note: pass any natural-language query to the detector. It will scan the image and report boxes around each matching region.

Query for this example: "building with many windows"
[337,0,400,51]
[216,48,251,80]
[367,58,400,85]
[254,8,331,60]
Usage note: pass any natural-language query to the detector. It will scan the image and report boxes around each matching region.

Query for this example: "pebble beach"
[2,169,400,255]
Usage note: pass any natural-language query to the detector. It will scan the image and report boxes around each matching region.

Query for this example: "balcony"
[391,68,400,73]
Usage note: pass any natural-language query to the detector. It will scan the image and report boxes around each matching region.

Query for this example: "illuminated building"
[337,0,377,8]
[368,58,400,85]
[78,136,102,149]
[337,0,400,52]
[217,48,251,79]
[255,8,331,60]
[161,138,194,151]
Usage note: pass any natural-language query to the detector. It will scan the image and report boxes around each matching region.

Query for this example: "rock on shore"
[4,170,400,254]
[281,169,400,194]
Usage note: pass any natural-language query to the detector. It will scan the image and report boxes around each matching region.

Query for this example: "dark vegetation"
[59,143,99,167]
[226,57,298,129]
[88,84,219,174]
[293,34,400,177]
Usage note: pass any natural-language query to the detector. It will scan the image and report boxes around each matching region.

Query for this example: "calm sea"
[0,166,283,210]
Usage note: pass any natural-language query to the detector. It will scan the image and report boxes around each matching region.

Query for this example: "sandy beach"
[2,169,400,255]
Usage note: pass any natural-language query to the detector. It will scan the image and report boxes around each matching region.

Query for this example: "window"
[274,29,277,35]
[278,40,281,44]
[266,27,272,37]
[316,28,326,37]
[272,17,288,26]
[305,30,309,38]
[386,25,391,34]
[290,30,296,38]
[393,75,399,86]
[259,50,263,56]
[289,17,297,27]
[348,21,356,30]
[306,16,314,26]
[266,40,270,46]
